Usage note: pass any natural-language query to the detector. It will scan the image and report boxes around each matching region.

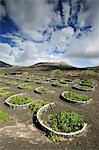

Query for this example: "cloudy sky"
[0,0,99,67]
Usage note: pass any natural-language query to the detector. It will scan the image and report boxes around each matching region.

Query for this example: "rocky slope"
[30,62,76,71]
[0,61,12,68]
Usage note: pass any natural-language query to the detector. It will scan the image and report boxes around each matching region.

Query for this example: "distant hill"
[30,62,77,71]
[0,61,12,68]
[88,66,99,72]
[30,62,99,72]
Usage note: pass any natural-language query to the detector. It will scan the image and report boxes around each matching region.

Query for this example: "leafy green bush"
[51,69,64,78]
[80,70,99,77]
[29,100,48,125]
[32,78,45,84]
[74,83,94,90]
[7,81,20,85]
[78,84,93,90]
[0,110,9,122]
[0,92,16,99]
[0,89,9,93]
[50,78,58,81]
[18,83,37,89]
[30,100,48,114]
[51,69,64,75]
[52,81,68,87]
[64,91,89,101]
[80,79,96,86]
[40,87,49,92]
[60,78,72,83]
[32,77,50,84]
[50,111,83,133]
[10,95,34,105]
[0,85,7,89]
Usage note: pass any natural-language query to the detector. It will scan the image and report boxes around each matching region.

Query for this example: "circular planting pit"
[5,93,35,109]
[45,78,52,82]
[60,78,73,83]
[52,81,68,87]
[35,86,55,94]
[32,78,50,84]
[73,84,95,91]
[6,80,21,85]
[37,103,87,138]
[61,91,92,104]
[18,83,37,90]
[50,78,59,81]
[79,79,97,87]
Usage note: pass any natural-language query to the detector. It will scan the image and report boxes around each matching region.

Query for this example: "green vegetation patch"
[18,83,37,89]
[0,89,9,94]
[35,86,55,94]
[30,100,48,114]
[51,69,64,75]
[0,85,8,89]
[50,78,58,81]
[10,95,34,105]
[32,77,50,84]
[0,92,16,98]
[75,84,94,90]
[7,80,20,85]
[39,87,50,92]
[64,91,89,101]
[0,110,9,122]
[80,79,96,86]
[50,111,83,133]
[60,78,72,83]
[52,81,68,87]
[80,70,99,77]
[32,78,45,84]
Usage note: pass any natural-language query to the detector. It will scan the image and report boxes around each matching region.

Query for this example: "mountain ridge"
[0,61,12,68]
[30,62,77,71]
[30,62,99,71]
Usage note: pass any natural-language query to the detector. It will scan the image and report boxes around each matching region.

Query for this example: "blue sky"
[0,0,99,67]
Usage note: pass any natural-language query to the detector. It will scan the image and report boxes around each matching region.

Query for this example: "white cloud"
[0,3,6,19]
[0,33,99,67]
[0,42,22,65]
[64,0,99,61]
[6,0,53,31]
[0,0,99,67]
[48,27,73,51]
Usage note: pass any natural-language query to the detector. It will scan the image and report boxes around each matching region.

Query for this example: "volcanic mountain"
[0,61,12,68]
[30,62,76,71]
